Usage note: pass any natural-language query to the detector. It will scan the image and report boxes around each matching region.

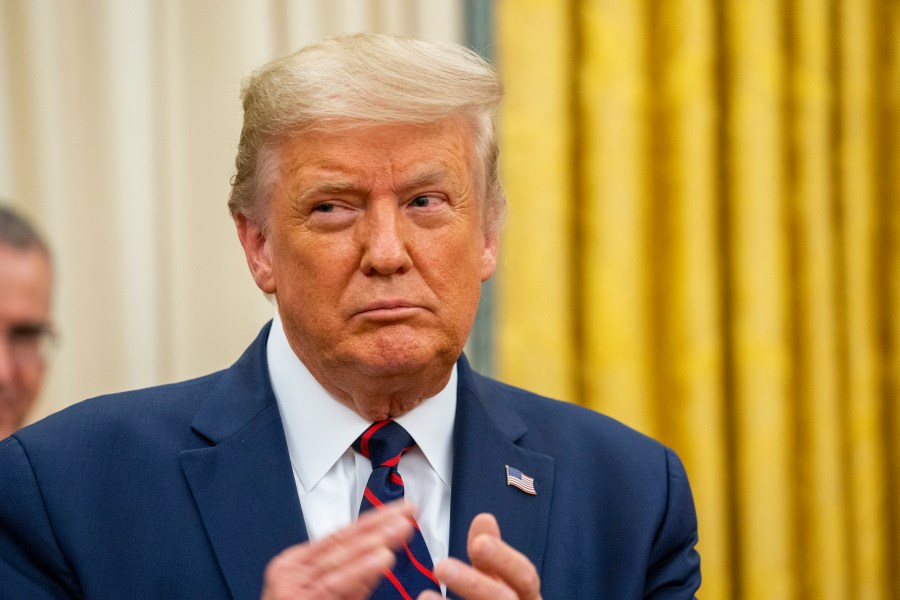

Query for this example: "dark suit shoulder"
[462,368,700,597]
[14,370,226,450]
[15,323,275,454]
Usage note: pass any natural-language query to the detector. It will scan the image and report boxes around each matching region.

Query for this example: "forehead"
[275,118,480,190]
[0,246,52,321]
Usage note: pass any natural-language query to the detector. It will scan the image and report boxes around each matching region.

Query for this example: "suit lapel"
[448,357,555,595]
[180,324,308,600]
[177,335,554,600]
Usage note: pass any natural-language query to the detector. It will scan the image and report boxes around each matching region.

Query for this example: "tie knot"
[353,420,415,468]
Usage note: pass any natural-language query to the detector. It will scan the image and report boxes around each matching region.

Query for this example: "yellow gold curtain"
[495,1,899,598]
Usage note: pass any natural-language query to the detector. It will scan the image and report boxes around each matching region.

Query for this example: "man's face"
[0,245,52,436]
[237,118,498,417]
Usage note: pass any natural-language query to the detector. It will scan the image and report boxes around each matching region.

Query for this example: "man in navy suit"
[0,34,700,599]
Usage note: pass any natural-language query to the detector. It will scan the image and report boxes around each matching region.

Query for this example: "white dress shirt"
[267,311,456,571]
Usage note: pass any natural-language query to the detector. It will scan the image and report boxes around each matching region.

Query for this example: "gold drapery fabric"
[495,1,899,598]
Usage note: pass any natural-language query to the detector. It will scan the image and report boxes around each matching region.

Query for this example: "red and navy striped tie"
[353,419,440,599]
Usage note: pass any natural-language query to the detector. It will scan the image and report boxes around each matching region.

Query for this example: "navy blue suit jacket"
[0,324,700,598]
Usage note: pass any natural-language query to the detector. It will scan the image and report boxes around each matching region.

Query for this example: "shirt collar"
[267,311,456,494]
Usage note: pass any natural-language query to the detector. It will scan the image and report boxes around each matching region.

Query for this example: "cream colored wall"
[0,0,464,421]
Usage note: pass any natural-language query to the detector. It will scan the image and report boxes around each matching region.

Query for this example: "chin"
[348,330,460,378]
[354,351,433,377]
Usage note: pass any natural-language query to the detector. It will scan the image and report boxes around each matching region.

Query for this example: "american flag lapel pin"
[505,464,537,495]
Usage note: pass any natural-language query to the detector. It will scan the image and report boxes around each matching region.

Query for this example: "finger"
[433,557,518,600]
[317,501,416,555]
[263,502,416,599]
[264,544,396,600]
[462,513,541,599]
[466,513,502,571]
[314,545,397,598]
[320,502,416,564]
[302,501,414,575]
[467,533,541,600]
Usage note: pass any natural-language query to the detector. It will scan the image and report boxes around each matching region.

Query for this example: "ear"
[480,231,499,282]
[234,213,276,294]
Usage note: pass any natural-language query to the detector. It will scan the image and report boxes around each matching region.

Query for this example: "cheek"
[427,245,486,311]
[442,232,489,282]
[19,363,45,394]
[273,239,356,307]
[272,236,327,282]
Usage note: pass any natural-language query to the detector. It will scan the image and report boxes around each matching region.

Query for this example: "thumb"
[467,512,502,565]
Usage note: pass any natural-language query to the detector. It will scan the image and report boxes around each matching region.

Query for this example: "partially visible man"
[0,206,53,439]
[0,34,700,599]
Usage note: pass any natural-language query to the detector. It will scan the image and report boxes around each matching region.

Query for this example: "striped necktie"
[353,419,440,599]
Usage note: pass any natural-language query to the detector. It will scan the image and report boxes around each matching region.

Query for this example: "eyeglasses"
[1,323,57,365]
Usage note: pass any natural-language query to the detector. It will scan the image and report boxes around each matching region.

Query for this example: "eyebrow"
[298,181,360,198]
[296,167,452,201]
[7,322,53,336]
[400,168,449,192]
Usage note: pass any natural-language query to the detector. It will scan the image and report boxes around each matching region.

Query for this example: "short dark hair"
[0,205,50,255]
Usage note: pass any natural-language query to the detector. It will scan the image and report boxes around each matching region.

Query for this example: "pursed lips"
[353,299,425,320]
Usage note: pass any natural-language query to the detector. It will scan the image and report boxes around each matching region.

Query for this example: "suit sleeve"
[643,447,702,599]
[0,436,81,599]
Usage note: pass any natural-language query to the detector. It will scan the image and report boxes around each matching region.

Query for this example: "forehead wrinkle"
[390,152,475,197]
[389,132,481,203]
[393,167,451,192]
[287,159,370,202]
[298,179,363,200]
[280,126,476,202]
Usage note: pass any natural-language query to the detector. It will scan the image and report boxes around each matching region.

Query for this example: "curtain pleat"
[888,1,900,590]
[496,1,898,597]
[791,0,849,596]
[725,2,797,597]
[496,0,577,402]
[838,1,889,596]
[578,0,656,435]
[653,3,731,598]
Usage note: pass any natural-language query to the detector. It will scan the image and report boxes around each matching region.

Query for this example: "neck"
[298,351,456,422]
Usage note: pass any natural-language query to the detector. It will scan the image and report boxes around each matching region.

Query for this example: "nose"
[359,201,412,275]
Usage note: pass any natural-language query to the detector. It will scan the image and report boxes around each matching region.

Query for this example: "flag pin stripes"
[505,465,537,495]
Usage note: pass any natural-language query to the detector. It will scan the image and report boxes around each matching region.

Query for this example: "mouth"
[354,300,424,321]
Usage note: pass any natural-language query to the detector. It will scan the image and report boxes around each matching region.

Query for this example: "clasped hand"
[261,502,542,600]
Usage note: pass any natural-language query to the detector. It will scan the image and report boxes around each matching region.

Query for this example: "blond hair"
[228,33,506,234]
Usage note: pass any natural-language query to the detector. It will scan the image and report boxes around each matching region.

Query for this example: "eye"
[408,195,445,209]
[7,324,55,361]
[9,326,43,347]
[305,200,357,230]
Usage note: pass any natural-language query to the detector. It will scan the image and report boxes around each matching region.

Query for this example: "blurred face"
[236,118,498,419]
[0,245,52,437]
